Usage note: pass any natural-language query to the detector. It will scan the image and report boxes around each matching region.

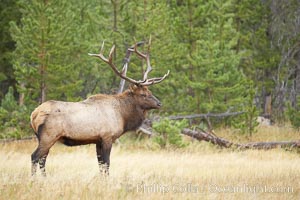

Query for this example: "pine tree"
[234,0,280,118]
[10,0,83,104]
[233,81,259,136]
[119,1,179,114]
[0,0,20,99]
[161,0,204,114]
[171,0,248,118]
[9,0,120,105]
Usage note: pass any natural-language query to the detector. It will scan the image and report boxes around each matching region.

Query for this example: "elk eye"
[141,94,147,97]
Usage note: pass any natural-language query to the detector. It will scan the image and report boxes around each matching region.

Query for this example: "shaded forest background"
[0,0,300,139]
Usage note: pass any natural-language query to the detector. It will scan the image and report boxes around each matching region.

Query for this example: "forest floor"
[0,125,299,200]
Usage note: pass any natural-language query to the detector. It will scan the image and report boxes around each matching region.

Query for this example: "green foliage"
[11,1,80,103]
[0,87,32,139]
[152,118,188,149]
[171,0,249,124]
[287,97,300,129]
[1,0,299,139]
[233,81,259,136]
[10,0,114,104]
[0,0,20,99]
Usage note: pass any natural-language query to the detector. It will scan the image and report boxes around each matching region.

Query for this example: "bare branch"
[168,111,245,120]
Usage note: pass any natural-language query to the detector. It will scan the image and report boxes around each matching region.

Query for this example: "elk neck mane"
[87,89,147,132]
[118,91,147,132]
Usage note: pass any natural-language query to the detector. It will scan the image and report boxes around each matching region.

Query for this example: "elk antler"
[88,40,170,86]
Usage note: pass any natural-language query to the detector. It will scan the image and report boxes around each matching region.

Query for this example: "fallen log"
[239,141,300,150]
[169,111,245,120]
[181,128,234,148]
[181,128,300,150]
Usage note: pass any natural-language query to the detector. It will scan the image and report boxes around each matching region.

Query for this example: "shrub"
[287,97,300,129]
[152,118,188,148]
[233,81,259,136]
[0,87,32,139]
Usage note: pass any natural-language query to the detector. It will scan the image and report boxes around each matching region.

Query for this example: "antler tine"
[143,57,152,81]
[129,38,170,86]
[89,39,170,87]
[100,41,105,54]
[142,38,152,82]
[141,70,170,86]
[133,41,148,59]
[108,45,115,63]
[88,41,109,63]
[129,40,152,81]
[89,41,142,85]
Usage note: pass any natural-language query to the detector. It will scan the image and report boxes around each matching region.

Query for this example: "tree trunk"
[40,77,46,103]
[264,95,272,118]
[18,82,25,106]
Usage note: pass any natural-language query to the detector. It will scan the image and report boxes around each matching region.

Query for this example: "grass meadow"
[0,125,299,200]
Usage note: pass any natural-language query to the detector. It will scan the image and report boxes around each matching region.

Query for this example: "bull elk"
[30,40,169,176]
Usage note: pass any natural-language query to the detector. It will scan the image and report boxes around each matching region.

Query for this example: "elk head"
[88,39,169,110]
[129,84,162,110]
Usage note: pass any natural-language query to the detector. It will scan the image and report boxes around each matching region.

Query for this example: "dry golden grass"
[215,124,300,143]
[0,127,299,200]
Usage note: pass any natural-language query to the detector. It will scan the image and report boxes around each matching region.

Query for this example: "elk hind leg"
[31,133,57,176]
[31,148,39,176]
[39,152,49,176]
[31,146,44,176]
[31,145,50,176]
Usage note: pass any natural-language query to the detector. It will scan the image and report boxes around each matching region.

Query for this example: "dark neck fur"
[118,94,146,132]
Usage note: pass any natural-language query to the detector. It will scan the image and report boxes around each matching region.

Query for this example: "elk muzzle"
[151,95,162,108]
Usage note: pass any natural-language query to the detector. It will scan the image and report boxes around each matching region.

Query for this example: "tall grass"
[217,124,300,143]
[0,126,299,200]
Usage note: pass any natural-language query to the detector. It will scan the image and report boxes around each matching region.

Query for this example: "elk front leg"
[96,140,112,175]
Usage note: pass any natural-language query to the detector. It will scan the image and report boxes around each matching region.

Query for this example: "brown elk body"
[30,40,169,176]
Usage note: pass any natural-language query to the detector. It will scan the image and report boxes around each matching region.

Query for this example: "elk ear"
[128,84,138,95]
[129,84,139,91]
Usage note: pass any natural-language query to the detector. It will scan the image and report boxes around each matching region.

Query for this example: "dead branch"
[181,128,234,148]
[136,127,153,136]
[181,128,300,150]
[169,111,245,120]
[238,141,300,150]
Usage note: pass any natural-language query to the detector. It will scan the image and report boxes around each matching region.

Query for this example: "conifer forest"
[0,0,300,138]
